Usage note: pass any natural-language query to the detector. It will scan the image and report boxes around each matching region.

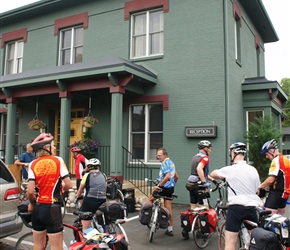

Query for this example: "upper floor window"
[130,10,163,59]
[130,103,163,162]
[4,40,23,75]
[59,26,83,65]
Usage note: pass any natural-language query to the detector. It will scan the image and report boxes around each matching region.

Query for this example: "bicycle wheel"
[193,215,210,249]
[15,232,50,250]
[149,207,158,242]
[218,221,242,250]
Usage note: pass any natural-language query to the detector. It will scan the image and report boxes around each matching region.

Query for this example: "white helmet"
[87,158,101,170]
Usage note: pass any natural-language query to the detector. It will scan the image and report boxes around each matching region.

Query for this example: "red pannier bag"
[180,210,195,232]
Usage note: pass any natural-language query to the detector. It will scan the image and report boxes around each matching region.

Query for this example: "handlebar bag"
[158,207,170,229]
[139,201,153,225]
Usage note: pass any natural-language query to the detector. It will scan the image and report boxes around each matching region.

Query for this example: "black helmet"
[198,140,212,150]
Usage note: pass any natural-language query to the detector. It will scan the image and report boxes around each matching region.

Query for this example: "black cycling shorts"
[81,197,106,216]
[189,188,204,205]
[225,205,258,232]
[32,203,63,233]
[157,187,174,200]
[264,190,287,209]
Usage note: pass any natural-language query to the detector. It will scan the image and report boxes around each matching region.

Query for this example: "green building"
[0,0,287,203]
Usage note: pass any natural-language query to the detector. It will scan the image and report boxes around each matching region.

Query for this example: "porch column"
[59,92,72,166]
[5,99,17,164]
[109,88,124,180]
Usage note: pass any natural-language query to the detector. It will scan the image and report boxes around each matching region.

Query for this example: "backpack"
[249,227,279,250]
[139,201,153,225]
[107,177,122,200]
[180,210,195,232]
[279,155,290,199]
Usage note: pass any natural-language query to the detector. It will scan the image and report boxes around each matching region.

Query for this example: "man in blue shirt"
[154,147,178,236]
[14,143,34,180]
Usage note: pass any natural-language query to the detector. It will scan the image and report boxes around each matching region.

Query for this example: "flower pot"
[83,121,94,128]
[31,125,40,130]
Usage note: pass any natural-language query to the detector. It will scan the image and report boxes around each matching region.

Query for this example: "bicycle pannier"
[95,201,126,225]
[199,208,217,233]
[139,201,153,225]
[158,207,170,229]
[107,177,122,200]
[263,214,290,246]
[249,227,279,250]
[180,210,195,232]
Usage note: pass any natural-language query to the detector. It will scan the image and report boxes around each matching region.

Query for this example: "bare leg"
[32,230,47,250]
[47,231,63,250]
[225,230,238,250]
[164,199,173,226]
[82,220,92,231]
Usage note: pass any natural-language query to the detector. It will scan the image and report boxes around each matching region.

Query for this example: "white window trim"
[4,40,24,75]
[58,26,83,65]
[130,9,164,59]
[128,103,162,163]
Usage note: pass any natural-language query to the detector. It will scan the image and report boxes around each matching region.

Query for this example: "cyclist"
[27,133,72,250]
[258,139,289,216]
[151,147,178,236]
[209,142,261,250]
[14,143,34,181]
[70,146,89,190]
[75,158,107,231]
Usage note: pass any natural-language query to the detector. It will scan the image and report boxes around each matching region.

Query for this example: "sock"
[168,226,172,232]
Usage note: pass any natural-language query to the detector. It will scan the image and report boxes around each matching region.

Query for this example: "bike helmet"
[31,133,54,152]
[70,146,82,153]
[198,140,212,149]
[229,142,247,155]
[261,139,277,155]
[87,158,101,170]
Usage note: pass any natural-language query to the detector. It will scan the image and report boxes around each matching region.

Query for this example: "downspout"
[223,0,230,165]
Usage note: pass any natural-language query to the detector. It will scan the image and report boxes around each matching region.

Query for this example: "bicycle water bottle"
[241,227,250,246]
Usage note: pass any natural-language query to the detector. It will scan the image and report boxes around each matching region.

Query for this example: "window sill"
[130,54,164,62]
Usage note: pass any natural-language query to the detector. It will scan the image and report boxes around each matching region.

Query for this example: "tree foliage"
[281,78,290,127]
[244,115,283,181]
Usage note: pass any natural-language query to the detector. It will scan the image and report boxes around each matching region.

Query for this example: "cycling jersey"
[158,157,176,188]
[28,155,70,204]
[75,154,88,180]
[268,154,287,192]
[188,152,210,182]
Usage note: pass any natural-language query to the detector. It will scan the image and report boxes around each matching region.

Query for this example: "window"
[247,110,263,130]
[130,104,163,162]
[234,18,241,64]
[283,135,290,142]
[59,26,83,65]
[4,40,23,75]
[130,10,163,59]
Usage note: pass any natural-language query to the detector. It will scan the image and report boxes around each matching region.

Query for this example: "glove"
[212,179,218,185]
[204,182,211,188]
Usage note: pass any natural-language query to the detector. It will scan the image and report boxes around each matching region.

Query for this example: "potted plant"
[83,116,98,128]
[28,119,44,130]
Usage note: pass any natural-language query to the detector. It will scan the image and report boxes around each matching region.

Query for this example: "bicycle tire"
[218,221,242,250]
[149,207,158,242]
[193,215,210,249]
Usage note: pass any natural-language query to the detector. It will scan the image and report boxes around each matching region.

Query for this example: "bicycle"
[145,178,178,242]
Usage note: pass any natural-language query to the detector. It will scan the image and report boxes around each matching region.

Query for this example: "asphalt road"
[0,204,219,250]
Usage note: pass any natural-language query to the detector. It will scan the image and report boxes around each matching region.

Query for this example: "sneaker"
[165,230,174,236]
[182,229,189,239]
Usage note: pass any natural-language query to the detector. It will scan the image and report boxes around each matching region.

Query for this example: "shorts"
[157,187,174,200]
[264,190,287,209]
[32,203,63,233]
[189,188,204,205]
[81,197,106,217]
[225,205,258,232]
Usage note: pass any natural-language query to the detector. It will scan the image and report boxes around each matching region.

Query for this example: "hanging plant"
[83,98,98,128]
[28,119,44,130]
